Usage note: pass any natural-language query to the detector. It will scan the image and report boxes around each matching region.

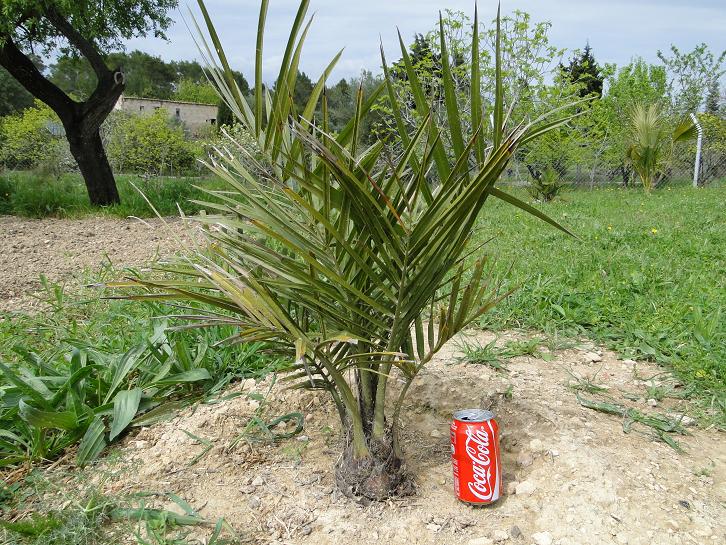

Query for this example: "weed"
[576,394,687,451]
[0,273,279,469]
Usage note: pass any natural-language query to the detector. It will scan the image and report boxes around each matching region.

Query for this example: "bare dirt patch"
[0,215,189,313]
[88,332,724,545]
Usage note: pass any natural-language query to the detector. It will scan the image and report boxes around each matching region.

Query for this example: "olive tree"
[0,0,177,205]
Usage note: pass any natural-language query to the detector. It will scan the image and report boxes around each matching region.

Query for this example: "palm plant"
[113,0,579,500]
[626,103,695,193]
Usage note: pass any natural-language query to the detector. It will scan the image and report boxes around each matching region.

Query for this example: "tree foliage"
[657,43,726,115]
[561,43,603,98]
[625,103,695,192]
[0,0,179,205]
[106,109,197,176]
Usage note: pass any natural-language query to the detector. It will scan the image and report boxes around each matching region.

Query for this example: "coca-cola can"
[450,409,501,504]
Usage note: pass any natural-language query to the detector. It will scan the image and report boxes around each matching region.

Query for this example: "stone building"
[113,95,218,135]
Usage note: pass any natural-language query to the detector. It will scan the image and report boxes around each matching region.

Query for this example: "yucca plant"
[113,0,579,500]
[626,103,696,193]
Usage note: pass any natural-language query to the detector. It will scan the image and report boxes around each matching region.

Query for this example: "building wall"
[113,95,218,135]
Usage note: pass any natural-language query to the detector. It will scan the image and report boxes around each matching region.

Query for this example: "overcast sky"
[126,0,726,82]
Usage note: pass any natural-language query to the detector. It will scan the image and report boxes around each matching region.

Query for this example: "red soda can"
[450,409,501,504]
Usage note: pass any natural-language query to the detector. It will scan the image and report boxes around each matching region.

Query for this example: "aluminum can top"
[453,409,495,423]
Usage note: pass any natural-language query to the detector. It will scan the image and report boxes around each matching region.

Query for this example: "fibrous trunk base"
[335,429,414,503]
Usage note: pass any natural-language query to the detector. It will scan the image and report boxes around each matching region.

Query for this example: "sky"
[126,0,726,82]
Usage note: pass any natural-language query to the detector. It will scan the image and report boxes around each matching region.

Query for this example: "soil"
[2,216,724,544]
[98,332,724,545]
[0,215,190,313]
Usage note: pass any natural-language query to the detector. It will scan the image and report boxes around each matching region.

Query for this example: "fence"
[501,132,726,188]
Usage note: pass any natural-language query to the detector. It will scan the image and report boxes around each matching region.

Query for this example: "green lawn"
[475,182,725,418]
[0,171,223,218]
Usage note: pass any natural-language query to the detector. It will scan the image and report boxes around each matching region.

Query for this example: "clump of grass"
[459,336,551,372]
[0,468,236,545]
[576,394,687,451]
[0,171,225,218]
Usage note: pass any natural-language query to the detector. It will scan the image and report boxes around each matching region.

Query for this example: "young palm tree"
[114,0,580,500]
[626,103,695,193]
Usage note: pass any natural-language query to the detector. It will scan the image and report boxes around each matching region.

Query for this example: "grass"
[458,336,552,372]
[474,181,726,422]
[0,464,239,544]
[0,272,281,469]
[0,170,225,218]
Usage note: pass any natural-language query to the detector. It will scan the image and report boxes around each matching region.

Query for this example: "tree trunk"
[0,11,124,207]
[67,128,120,205]
[335,425,413,503]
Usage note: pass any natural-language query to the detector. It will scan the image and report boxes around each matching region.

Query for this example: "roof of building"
[119,95,219,107]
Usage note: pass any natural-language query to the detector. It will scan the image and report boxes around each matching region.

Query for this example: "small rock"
[426,523,442,532]
[251,476,265,487]
[622,359,637,365]
[674,414,696,427]
[528,438,544,452]
[467,538,494,545]
[248,496,261,509]
[615,532,628,544]
[296,435,309,442]
[493,529,510,542]
[131,440,149,449]
[301,526,312,536]
[506,481,519,495]
[694,525,713,538]
[532,531,553,545]
[510,526,522,539]
[516,451,534,468]
[665,519,679,531]
[583,352,603,363]
[647,398,658,407]
[515,480,536,495]
[430,428,443,438]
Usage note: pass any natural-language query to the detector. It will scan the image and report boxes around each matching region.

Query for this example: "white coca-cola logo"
[465,427,494,500]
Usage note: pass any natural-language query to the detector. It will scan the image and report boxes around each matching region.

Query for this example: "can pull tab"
[453,409,495,422]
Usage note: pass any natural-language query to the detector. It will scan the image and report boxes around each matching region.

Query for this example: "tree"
[117,0,579,501]
[594,59,669,185]
[173,78,218,104]
[705,80,721,115]
[561,43,603,98]
[0,65,35,115]
[657,44,726,115]
[0,1,178,205]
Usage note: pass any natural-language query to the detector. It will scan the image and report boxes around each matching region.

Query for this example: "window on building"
[175,108,181,118]
[154,106,160,111]
[139,105,144,111]
[209,118,216,125]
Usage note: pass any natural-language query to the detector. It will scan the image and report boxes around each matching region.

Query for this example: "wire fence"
[502,135,726,188]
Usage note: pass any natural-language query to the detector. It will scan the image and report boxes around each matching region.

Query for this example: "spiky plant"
[626,103,696,193]
[527,165,567,202]
[114,0,579,500]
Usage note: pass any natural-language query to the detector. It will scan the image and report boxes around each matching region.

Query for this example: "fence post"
[690,113,703,187]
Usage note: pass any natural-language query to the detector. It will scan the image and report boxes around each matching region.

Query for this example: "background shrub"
[106,110,199,176]
[0,100,67,171]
